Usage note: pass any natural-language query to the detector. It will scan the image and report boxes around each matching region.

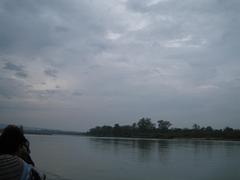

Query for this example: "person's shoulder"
[0,154,23,166]
[0,154,45,180]
[0,154,24,180]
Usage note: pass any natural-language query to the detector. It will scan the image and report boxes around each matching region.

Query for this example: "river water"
[27,135,240,180]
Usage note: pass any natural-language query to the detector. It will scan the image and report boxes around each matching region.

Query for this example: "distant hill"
[0,124,84,136]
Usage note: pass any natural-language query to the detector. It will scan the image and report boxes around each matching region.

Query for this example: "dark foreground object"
[0,125,46,180]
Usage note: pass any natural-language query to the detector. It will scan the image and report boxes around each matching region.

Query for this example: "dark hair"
[0,125,28,155]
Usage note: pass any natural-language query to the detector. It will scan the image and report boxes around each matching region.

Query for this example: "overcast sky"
[0,0,240,131]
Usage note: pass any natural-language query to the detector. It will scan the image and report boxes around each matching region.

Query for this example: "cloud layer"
[0,0,240,130]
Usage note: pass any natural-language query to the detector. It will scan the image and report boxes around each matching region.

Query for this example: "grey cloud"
[15,71,28,78]
[72,91,83,96]
[0,2,52,54]
[0,0,113,58]
[3,62,28,78]
[3,62,23,71]
[1,0,240,130]
[0,0,78,54]
[0,78,28,99]
[44,68,58,78]
[37,90,57,97]
[26,89,72,102]
[55,26,69,33]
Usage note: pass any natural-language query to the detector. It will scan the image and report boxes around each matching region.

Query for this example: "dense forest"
[87,118,240,140]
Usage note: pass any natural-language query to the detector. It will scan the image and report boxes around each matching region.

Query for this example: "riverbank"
[86,134,240,141]
[86,118,240,141]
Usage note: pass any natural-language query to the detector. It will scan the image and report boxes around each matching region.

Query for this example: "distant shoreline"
[0,127,85,136]
[86,134,240,142]
[2,129,239,141]
[86,118,240,141]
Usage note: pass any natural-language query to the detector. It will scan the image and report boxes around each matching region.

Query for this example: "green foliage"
[157,120,172,131]
[192,124,201,130]
[87,118,240,140]
[137,118,155,132]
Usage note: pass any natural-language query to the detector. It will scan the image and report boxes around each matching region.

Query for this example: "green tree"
[192,124,201,130]
[137,118,155,132]
[205,126,213,132]
[157,120,172,131]
[132,123,137,129]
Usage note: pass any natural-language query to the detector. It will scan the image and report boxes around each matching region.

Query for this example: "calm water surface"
[27,135,240,180]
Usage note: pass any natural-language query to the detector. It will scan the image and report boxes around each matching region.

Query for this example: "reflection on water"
[28,135,240,180]
[89,138,170,162]
[157,140,170,163]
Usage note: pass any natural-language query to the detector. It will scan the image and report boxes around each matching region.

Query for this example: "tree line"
[87,118,240,140]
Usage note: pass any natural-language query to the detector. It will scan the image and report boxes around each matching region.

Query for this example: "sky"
[0,0,240,131]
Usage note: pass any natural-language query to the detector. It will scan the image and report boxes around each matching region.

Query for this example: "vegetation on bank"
[87,118,240,140]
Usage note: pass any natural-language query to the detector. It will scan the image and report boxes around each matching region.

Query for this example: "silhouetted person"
[0,125,46,180]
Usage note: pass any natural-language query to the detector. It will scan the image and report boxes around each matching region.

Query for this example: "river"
[27,135,240,180]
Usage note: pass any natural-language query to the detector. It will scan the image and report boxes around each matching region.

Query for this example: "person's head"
[0,125,27,155]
